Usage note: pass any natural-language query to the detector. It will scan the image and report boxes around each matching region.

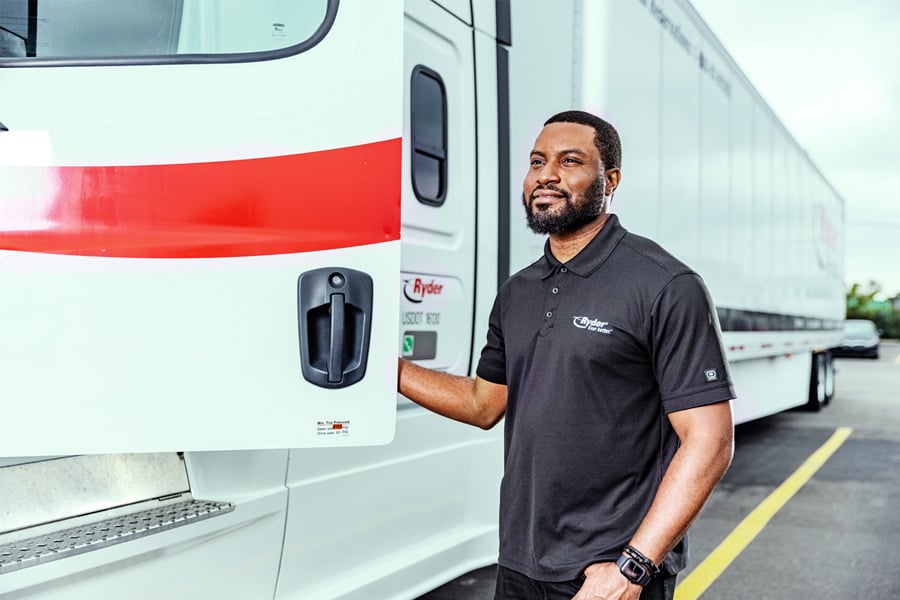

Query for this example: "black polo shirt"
[476,214,734,581]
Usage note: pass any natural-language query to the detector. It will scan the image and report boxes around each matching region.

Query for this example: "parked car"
[832,319,881,359]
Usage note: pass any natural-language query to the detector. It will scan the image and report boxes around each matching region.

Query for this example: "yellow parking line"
[674,427,853,599]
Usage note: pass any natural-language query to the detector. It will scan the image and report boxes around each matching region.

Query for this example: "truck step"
[0,498,233,575]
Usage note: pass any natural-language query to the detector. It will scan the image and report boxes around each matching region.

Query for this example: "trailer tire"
[807,352,827,411]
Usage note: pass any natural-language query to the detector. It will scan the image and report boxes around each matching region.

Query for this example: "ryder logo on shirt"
[572,316,614,334]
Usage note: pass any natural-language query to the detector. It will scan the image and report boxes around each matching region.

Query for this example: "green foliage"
[846,281,900,338]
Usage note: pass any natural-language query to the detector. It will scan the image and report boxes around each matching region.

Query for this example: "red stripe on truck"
[0,138,401,258]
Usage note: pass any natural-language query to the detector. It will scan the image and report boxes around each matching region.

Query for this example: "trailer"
[0,0,844,598]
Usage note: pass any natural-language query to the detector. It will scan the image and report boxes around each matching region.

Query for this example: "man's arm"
[628,400,735,562]
[397,358,507,430]
[575,400,734,599]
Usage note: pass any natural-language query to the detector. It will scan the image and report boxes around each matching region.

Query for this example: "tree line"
[846,281,900,339]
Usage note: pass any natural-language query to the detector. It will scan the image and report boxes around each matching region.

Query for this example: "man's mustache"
[529,184,570,201]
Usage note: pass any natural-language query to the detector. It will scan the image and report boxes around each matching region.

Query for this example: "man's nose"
[535,163,560,185]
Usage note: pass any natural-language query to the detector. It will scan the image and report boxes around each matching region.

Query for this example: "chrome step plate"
[0,499,233,574]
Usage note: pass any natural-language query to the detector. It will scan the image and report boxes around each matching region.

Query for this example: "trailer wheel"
[806,352,827,411]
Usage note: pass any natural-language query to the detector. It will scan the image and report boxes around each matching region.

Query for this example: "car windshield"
[844,320,877,336]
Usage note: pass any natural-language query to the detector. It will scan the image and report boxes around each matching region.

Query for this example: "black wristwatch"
[616,545,660,587]
[616,553,652,586]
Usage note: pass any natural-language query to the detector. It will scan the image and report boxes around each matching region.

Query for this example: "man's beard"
[524,176,606,235]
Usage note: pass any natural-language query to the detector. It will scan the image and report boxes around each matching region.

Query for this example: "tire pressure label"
[317,420,351,437]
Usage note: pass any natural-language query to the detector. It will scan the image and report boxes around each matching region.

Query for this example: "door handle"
[298,268,373,388]
[327,293,345,384]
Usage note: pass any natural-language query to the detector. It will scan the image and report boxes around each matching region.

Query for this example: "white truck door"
[398,0,477,375]
[272,2,483,597]
[0,0,402,454]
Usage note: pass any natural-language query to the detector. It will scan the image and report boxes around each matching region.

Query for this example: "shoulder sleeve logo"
[705,369,719,382]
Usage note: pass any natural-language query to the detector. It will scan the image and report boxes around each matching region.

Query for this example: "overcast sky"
[690,0,900,299]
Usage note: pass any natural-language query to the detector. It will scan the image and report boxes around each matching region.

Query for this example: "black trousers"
[493,564,676,600]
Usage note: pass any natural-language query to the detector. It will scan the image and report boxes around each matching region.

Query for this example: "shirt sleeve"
[475,292,507,385]
[650,273,736,413]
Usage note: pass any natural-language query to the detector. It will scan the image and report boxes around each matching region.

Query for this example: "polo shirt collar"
[539,214,628,279]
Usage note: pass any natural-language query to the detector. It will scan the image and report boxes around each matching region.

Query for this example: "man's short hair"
[544,110,622,170]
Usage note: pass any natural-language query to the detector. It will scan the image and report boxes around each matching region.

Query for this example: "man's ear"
[605,168,621,195]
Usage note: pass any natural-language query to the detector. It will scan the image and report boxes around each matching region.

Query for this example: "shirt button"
[551,287,559,294]
[546,311,553,318]
[560,267,568,273]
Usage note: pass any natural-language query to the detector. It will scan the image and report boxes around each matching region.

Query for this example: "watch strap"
[623,544,661,576]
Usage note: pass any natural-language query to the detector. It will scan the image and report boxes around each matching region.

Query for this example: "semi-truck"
[0,0,845,598]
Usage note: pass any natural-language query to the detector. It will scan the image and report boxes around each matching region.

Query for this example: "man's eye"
[530,159,544,167]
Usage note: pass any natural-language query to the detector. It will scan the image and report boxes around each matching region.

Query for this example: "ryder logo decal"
[403,278,444,303]
[573,316,614,334]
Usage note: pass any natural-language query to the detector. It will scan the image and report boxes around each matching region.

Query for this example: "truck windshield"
[0,0,331,61]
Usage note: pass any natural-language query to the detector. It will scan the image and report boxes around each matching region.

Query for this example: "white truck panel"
[697,37,733,308]
[505,0,578,275]
[0,244,400,454]
[581,0,663,242]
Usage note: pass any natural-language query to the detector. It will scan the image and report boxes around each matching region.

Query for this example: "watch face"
[617,555,651,586]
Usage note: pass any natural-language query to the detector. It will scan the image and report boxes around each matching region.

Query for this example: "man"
[398,110,734,600]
